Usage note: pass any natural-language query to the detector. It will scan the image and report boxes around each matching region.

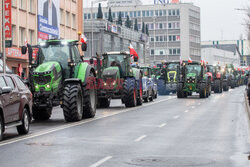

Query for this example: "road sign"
[5,40,12,48]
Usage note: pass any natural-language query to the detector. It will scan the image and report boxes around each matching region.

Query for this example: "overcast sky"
[84,0,249,41]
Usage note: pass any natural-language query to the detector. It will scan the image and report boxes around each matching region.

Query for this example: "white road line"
[0,97,176,147]
[184,110,189,113]
[89,156,113,167]
[191,106,196,109]
[158,123,167,128]
[197,103,201,105]
[173,115,180,119]
[135,135,147,142]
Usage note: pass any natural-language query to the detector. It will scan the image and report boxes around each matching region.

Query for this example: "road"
[0,87,249,167]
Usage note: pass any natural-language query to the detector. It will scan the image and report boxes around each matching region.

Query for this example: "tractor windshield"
[38,44,70,69]
[104,54,126,67]
[167,64,178,71]
[141,68,149,76]
[207,66,214,73]
[186,65,201,74]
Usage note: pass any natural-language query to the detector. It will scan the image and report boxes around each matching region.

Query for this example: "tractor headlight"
[112,81,116,85]
[130,69,133,73]
[35,85,39,89]
[46,84,50,88]
[104,82,107,86]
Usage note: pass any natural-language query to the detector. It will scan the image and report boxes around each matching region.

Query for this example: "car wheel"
[0,115,3,141]
[17,108,30,135]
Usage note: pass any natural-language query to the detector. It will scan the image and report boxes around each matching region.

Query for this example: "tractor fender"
[64,78,82,86]
[75,62,96,85]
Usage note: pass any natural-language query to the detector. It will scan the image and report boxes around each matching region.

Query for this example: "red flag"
[180,55,183,65]
[18,64,23,76]
[188,57,192,63]
[129,44,139,59]
[81,34,87,44]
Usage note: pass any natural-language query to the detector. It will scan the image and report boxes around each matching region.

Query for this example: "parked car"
[0,73,32,140]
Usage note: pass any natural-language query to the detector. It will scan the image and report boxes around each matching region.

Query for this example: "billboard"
[37,0,60,41]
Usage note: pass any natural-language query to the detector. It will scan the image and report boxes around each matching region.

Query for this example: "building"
[107,0,142,7]
[83,2,201,64]
[0,0,83,76]
[202,40,250,66]
[201,46,241,67]
[84,19,148,64]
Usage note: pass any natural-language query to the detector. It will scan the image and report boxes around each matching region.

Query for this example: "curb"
[244,92,250,144]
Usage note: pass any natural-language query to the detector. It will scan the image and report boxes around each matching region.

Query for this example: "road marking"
[173,115,180,119]
[0,97,176,147]
[197,103,201,105]
[191,106,196,109]
[89,156,113,167]
[158,123,167,128]
[184,110,189,113]
[135,135,147,142]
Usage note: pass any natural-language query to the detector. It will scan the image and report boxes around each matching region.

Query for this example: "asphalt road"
[0,87,249,167]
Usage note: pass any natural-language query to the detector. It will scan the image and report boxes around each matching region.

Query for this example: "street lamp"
[91,0,108,57]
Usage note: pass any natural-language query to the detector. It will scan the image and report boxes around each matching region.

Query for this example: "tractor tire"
[143,91,149,102]
[136,79,143,106]
[98,98,110,108]
[82,72,97,118]
[32,106,52,120]
[157,79,167,95]
[123,78,137,107]
[214,79,220,93]
[199,83,207,98]
[149,91,154,102]
[231,80,235,89]
[223,81,229,91]
[177,83,184,98]
[63,83,83,122]
[17,108,30,135]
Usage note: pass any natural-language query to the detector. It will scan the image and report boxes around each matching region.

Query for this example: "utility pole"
[2,0,6,74]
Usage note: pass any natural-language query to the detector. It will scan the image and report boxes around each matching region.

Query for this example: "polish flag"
[129,44,139,59]
[180,55,183,65]
[188,57,192,63]
[18,64,23,76]
[81,34,87,44]
[24,38,28,47]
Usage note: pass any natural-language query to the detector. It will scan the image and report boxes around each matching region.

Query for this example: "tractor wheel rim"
[24,112,29,130]
[90,89,96,109]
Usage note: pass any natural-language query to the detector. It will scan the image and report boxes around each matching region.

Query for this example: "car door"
[4,76,21,122]
[0,76,12,123]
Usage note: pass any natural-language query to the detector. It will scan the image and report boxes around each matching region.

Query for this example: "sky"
[84,0,249,41]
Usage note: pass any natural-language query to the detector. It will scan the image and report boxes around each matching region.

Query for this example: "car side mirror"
[2,87,12,94]
[21,46,27,54]
[134,56,138,62]
[89,58,94,64]
[81,43,87,51]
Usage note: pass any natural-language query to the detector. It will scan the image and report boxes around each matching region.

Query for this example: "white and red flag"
[129,44,139,59]
[180,55,183,65]
[188,57,192,63]
[81,34,87,44]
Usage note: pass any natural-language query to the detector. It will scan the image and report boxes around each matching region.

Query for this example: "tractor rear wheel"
[177,83,184,98]
[136,78,143,106]
[199,83,206,98]
[98,98,110,108]
[223,81,229,91]
[63,83,83,122]
[32,106,52,120]
[231,80,235,89]
[214,79,220,93]
[123,78,137,107]
[82,72,97,118]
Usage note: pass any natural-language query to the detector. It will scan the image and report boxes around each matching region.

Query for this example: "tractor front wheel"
[214,79,220,93]
[123,78,137,107]
[199,83,207,98]
[177,83,184,98]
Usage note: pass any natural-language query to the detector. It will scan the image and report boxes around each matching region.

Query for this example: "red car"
[0,73,32,140]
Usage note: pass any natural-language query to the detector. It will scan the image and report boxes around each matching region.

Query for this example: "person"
[43,0,58,27]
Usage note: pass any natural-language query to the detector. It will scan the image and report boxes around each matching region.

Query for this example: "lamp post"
[91,0,108,57]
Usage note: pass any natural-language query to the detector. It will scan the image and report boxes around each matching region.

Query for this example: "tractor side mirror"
[89,58,94,64]
[27,44,33,66]
[81,43,87,51]
[21,46,27,55]
[134,56,138,62]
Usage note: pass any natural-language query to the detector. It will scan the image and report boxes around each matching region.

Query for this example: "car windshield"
[186,65,201,74]
[38,44,70,69]
[167,63,178,71]
[0,59,12,73]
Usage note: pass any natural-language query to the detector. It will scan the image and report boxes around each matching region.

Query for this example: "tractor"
[157,61,180,95]
[21,39,97,122]
[90,52,143,108]
[206,64,223,93]
[224,64,237,89]
[140,66,157,102]
[177,61,211,98]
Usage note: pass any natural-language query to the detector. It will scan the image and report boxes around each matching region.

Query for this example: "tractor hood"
[102,67,120,81]
[34,61,61,74]
[187,73,197,78]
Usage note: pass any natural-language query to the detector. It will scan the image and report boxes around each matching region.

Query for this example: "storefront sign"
[6,47,28,60]
[4,0,12,39]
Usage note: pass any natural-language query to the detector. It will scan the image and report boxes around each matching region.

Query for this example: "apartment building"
[0,0,83,76]
[84,2,200,64]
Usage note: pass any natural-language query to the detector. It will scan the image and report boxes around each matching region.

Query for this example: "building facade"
[202,40,250,66]
[107,0,142,7]
[0,0,83,76]
[84,2,201,64]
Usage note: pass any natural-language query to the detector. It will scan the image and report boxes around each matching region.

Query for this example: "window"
[112,12,116,18]
[72,14,76,29]
[137,11,141,17]
[159,36,163,42]
[5,76,15,89]
[66,11,70,26]
[130,11,133,17]
[150,49,154,55]
[88,13,91,19]
[159,23,163,29]
[163,10,167,16]
[19,27,25,46]
[156,36,159,42]
[150,10,154,17]
[155,10,158,16]
[29,0,34,13]
[104,13,108,19]
[12,0,17,7]
[60,9,65,24]
[173,49,177,55]
[19,0,26,10]
[29,29,34,45]
[172,10,176,16]
[160,51,164,55]
[168,10,171,16]
[168,23,171,29]
[0,77,7,88]
[146,11,150,17]
[159,10,163,16]
[142,11,145,17]
[177,49,181,54]
[12,67,17,74]
[12,25,16,45]
[134,11,137,17]
[84,13,88,20]
[150,37,154,42]
[169,35,172,41]
[169,49,172,55]
[173,35,176,41]
[177,9,180,16]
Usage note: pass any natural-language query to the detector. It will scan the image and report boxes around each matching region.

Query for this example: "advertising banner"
[4,0,12,39]
[37,0,60,41]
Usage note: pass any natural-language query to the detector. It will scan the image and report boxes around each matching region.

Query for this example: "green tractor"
[21,39,97,122]
[157,61,180,95]
[224,64,237,89]
[177,61,211,98]
[90,52,143,108]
